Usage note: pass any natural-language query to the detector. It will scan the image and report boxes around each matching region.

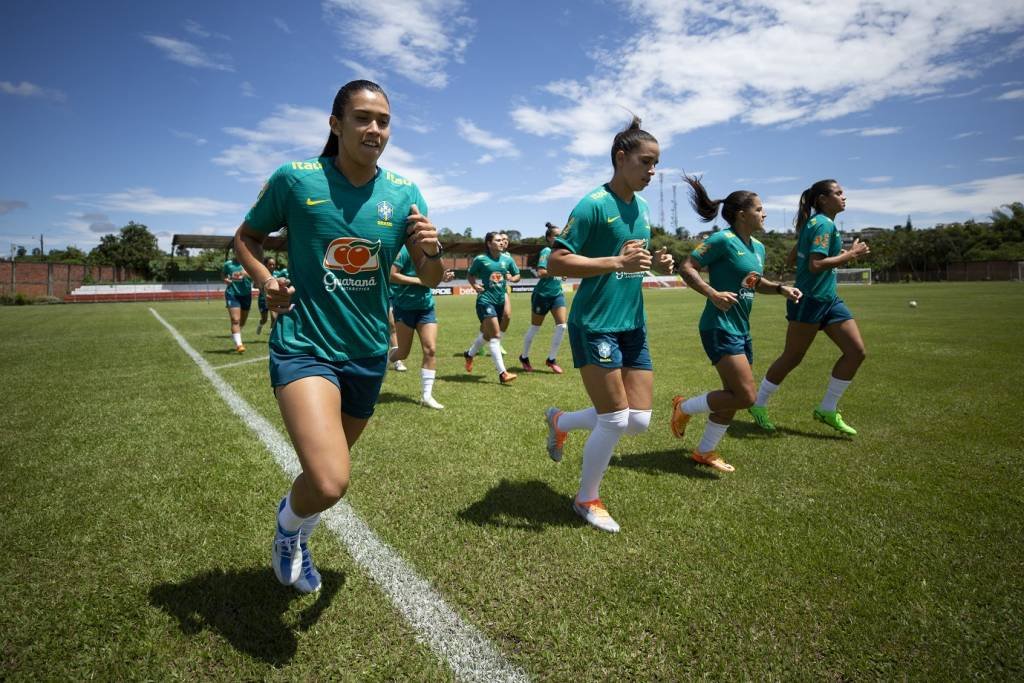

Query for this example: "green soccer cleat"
[747,406,776,432]
[813,409,857,435]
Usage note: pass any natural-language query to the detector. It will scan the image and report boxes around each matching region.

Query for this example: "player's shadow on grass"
[437,373,487,383]
[614,448,721,479]
[458,479,578,531]
[149,567,344,666]
[726,421,845,441]
[376,391,421,406]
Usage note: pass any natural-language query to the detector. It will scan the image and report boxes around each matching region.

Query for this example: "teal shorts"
[786,296,853,328]
[476,300,501,322]
[567,324,652,370]
[393,305,437,328]
[269,348,387,419]
[224,289,252,310]
[700,329,753,366]
[531,291,566,316]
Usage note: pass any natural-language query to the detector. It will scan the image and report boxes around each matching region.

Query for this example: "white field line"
[214,355,269,370]
[149,308,528,683]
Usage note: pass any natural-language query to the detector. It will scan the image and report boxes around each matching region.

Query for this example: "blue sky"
[2,0,1023,254]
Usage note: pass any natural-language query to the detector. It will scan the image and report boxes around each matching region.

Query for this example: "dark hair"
[610,115,657,169]
[544,222,560,239]
[484,231,501,246]
[682,173,759,227]
[796,179,838,231]
[263,256,277,267]
[321,79,390,157]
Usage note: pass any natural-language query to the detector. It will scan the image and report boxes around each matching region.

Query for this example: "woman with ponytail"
[542,116,674,533]
[671,176,801,472]
[750,180,869,435]
[232,79,443,593]
[518,221,568,374]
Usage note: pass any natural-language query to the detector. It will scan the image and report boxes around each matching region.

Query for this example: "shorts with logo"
[568,324,653,370]
[224,289,252,310]
[786,296,853,328]
[476,300,501,322]
[392,305,437,328]
[700,329,753,366]
[531,291,566,316]
[269,348,387,419]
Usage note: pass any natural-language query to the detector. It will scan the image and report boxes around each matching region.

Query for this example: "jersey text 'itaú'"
[469,252,519,307]
[691,228,766,336]
[390,245,433,311]
[533,246,563,298]
[795,214,841,301]
[555,184,652,332]
[245,157,427,361]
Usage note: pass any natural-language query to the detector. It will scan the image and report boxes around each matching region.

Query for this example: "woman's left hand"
[406,204,440,256]
[653,246,675,274]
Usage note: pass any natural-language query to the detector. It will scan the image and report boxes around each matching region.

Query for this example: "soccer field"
[2,282,1022,680]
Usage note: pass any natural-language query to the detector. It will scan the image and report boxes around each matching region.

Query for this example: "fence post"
[47,262,53,297]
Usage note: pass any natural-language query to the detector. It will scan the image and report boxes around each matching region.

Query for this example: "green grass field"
[2,282,1022,680]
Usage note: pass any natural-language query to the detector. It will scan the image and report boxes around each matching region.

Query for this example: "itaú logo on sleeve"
[323,237,381,274]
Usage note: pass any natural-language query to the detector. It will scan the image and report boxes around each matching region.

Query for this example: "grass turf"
[1,282,1022,679]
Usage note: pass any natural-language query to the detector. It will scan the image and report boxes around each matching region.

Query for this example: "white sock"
[558,406,597,432]
[421,368,436,399]
[232,332,242,346]
[682,393,711,415]
[697,420,730,454]
[488,338,507,374]
[468,333,485,356]
[624,409,652,435]
[548,323,567,361]
[522,324,541,356]
[755,378,780,408]
[577,409,629,502]
[819,376,852,412]
[388,346,400,362]
[300,512,321,541]
[277,492,306,533]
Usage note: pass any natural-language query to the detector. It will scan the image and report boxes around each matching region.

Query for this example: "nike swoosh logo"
[607,216,619,223]
[306,198,329,206]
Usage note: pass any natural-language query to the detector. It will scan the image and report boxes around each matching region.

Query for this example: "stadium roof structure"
[171,234,545,256]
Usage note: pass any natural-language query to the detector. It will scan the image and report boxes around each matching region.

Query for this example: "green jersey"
[795,214,840,301]
[272,267,289,280]
[469,252,519,307]
[390,245,433,311]
[222,259,251,297]
[691,229,766,336]
[534,246,563,298]
[556,184,651,332]
[245,157,428,361]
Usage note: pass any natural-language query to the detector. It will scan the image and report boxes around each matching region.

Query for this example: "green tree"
[118,222,161,275]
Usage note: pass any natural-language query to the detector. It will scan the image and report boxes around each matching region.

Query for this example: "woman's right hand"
[618,240,652,273]
[473,282,485,293]
[710,290,738,312]
[265,277,294,312]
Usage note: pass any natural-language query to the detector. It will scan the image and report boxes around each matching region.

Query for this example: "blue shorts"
[269,348,387,419]
[393,305,437,328]
[224,289,252,310]
[786,296,854,328]
[476,300,501,322]
[700,329,753,366]
[568,324,653,370]
[257,293,268,314]
[531,292,566,316]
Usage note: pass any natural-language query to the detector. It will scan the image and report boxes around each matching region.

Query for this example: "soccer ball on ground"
[909,300,918,308]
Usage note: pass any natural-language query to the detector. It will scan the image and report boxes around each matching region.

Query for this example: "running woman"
[543,116,674,533]
[222,255,252,353]
[389,245,455,409]
[463,231,521,384]
[497,231,513,356]
[670,176,802,472]
[255,256,280,335]
[750,179,869,435]
[519,222,568,374]
[233,80,443,593]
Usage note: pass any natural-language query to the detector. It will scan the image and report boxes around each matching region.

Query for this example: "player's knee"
[736,386,757,409]
[849,345,866,364]
[421,344,437,359]
[624,409,651,435]
[309,473,349,506]
[596,408,630,435]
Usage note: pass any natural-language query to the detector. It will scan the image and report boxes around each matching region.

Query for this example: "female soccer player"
[749,179,869,435]
[670,176,801,472]
[222,255,252,353]
[497,231,512,356]
[519,222,568,374]
[543,116,674,533]
[463,231,521,384]
[389,245,455,409]
[234,79,443,593]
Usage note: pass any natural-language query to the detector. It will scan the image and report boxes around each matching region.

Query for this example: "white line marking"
[214,355,269,370]
[149,308,528,682]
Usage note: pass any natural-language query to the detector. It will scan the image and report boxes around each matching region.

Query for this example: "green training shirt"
[795,214,840,301]
[390,245,433,311]
[244,157,428,361]
[469,251,519,307]
[691,228,766,336]
[533,246,563,298]
[222,259,252,297]
[555,184,651,333]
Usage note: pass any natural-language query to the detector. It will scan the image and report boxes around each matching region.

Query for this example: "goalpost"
[836,267,872,285]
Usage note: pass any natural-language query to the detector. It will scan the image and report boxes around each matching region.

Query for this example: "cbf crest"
[376,200,394,227]
[597,341,613,363]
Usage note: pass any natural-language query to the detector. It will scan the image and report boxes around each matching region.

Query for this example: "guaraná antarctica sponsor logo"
[322,237,381,292]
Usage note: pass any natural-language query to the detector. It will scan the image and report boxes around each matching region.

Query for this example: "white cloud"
[143,35,234,71]
[1015,135,1024,141]
[456,118,520,160]
[696,146,727,158]
[0,200,28,215]
[862,176,893,183]
[822,126,902,137]
[952,130,983,139]
[322,0,473,88]
[57,189,243,216]
[337,58,385,85]
[513,1,1024,156]
[0,80,66,102]
[273,17,292,34]
[512,158,607,203]
[240,81,255,98]
[983,156,1017,162]
[734,176,799,184]
[997,88,1024,100]
[183,20,231,40]
[170,129,207,146]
